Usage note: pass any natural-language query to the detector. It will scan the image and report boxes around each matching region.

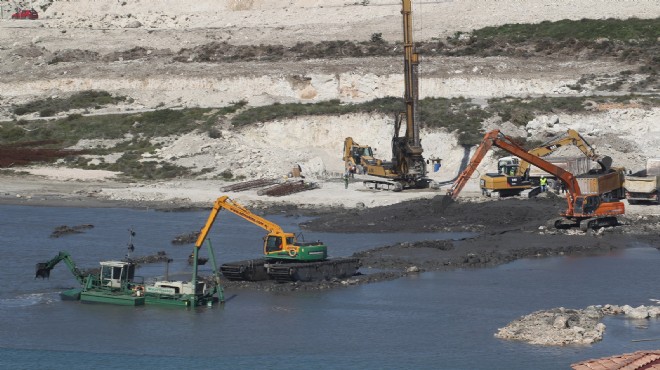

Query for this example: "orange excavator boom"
[448,130,582,214]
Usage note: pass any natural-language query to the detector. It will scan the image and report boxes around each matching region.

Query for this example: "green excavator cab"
[263,234,327,261]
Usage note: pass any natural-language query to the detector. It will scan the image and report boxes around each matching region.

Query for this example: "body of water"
[0,204,658,369]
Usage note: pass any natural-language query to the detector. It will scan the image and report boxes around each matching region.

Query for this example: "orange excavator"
[480,129,610,197]
[447,130,625,230]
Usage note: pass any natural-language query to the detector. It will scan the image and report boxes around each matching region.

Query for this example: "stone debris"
[495,307,605,346]
[495,303,660,346]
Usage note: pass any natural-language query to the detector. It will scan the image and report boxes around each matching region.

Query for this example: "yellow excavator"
[194,195,361,282]
[343,137,384,171]
[480,129,611,197]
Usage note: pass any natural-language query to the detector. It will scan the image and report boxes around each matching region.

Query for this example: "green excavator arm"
[35,251,86,285]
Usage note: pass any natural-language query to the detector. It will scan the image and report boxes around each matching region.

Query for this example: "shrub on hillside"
[13,90,126,116]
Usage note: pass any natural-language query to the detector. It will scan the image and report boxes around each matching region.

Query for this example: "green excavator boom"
[35,251,86,285]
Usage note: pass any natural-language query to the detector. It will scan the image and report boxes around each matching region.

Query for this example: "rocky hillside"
[0,0,659,181]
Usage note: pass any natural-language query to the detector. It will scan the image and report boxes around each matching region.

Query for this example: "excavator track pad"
[579,216,618,231]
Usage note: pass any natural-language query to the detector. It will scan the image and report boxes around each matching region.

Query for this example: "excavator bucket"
[597,156,613,173]
[35,263,51,279]
[433,195,455,212]
[527,186,543,198]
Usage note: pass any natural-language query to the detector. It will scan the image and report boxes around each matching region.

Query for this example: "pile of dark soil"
[301,195,565,233]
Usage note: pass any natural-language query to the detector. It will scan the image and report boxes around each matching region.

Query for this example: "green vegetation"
[173,18,659,67]
[487,95,660,126]
[172,18,658,95]
[0,102,246,180]
[234,94,660,146]
[231,96,490,145]
[419,97,490,146]
[215,169,245,181]
[231,99,362,127]
[231,94,660,146]
[1,104,245,146]
[12,90,128,117]
[0,169,30,176]
[472,18,660,43]
[3,92,659,178]
[444,18,659,74]
[231,96,483,129]
[62,138,192,180]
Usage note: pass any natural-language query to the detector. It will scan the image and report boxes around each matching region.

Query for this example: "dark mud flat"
[301,194,566,233]
[217,195,660,292]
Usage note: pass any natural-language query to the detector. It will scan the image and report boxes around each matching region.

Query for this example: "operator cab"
[100,261,135,288]
[352,146,374,165]
[264,235,295,253]
[573,195,601,215]
[498,156,520,176]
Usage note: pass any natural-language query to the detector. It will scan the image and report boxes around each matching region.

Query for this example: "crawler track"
[220,257,361,282]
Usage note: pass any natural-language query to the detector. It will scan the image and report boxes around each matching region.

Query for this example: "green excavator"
[195,195,361,282]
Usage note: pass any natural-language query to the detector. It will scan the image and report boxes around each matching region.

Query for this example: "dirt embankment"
[301,194,565,233]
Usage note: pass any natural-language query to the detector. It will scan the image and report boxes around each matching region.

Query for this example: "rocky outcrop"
[495,307,605,346]
[496,304,660,346]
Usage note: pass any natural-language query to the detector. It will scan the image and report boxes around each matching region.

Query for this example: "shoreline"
[6,172,660,299]
[0,171,464,212]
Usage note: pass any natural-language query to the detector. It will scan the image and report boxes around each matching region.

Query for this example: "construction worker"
[343,174,349,189]
[540,175,548,192]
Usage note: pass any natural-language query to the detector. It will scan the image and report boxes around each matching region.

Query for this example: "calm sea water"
[0,204,659,369]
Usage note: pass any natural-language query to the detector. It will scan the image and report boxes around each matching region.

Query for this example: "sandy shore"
[0,167,476,210]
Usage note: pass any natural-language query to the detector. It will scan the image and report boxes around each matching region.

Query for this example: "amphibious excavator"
[448,130,625,231]
[481,129,612,197]
[35,250,223,307]
[344,0,436,191]
[195,196,361,282]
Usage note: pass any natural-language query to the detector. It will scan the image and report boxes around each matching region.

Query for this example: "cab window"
[574,198,584,213]
[266,236,283,252]
[584,196,600,213]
